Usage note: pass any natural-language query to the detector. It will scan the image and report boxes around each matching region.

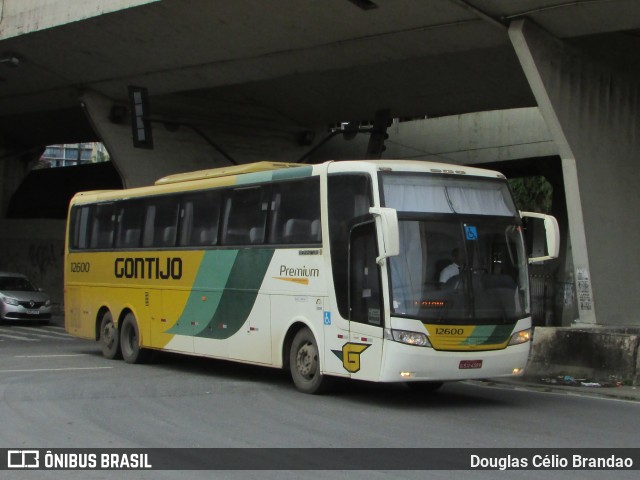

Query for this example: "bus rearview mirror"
[520,211,560,263]
[369,207,400,265]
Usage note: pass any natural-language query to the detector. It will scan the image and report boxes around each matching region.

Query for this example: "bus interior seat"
[311,219,321,242]
[249,227,264,244]
[224,228,248,245]
[197,227,216,245]
[123,229,141,248]
[283,219,311,243]
[162,226,176,246]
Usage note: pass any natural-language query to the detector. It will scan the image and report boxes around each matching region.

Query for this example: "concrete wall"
[510,20,640,327]
[0,219,65,312]
[527,327,640,385]
[0,0,159,40]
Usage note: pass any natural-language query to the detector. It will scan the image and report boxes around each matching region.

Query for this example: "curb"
[476,378,640,402]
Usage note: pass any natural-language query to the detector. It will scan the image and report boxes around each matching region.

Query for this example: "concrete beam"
[0,0,159,41]
[310,107,557,164]
[509,19,640,327]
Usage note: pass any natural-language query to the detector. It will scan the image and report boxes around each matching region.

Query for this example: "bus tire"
[406,381,444,393]
[120,313,150,364]
[289,327,330,394]
[99,311,121,360]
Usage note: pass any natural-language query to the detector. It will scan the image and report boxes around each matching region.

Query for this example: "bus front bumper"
[379,339,530,383]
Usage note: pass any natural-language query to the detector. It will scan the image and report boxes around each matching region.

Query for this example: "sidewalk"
[482,376,640,402]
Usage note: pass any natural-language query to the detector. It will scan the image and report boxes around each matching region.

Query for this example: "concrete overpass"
[1,1,640,380]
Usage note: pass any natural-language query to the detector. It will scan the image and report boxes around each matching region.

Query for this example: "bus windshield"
[381,173,529,325]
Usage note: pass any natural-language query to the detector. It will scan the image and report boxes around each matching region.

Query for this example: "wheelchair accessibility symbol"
[465,225,478,241]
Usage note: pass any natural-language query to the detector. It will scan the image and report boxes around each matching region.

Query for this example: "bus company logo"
[332,342,371,373]
[8,450,39,469]
[273,264,320,285]
[114,257,183,280]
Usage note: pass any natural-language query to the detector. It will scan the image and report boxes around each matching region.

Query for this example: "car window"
[0,277,36,291]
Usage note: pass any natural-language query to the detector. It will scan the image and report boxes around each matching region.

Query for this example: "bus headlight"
[386,329,431,347]
[508,328,532,346]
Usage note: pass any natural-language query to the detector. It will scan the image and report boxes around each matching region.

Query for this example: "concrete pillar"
[509,19,640,327]
[0,147,40,217]
[81,91,232,187]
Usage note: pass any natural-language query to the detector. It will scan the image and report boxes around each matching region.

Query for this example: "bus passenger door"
[347,221,384,381]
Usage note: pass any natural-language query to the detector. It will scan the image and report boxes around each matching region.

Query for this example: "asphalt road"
[1,319,638,480]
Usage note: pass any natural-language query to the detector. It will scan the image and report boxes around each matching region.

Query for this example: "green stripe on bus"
[195,248,275,340]
[460,324,514,346]
[272,166,313,181]
[167,250,239,336]
[481,324,514,345]
[235,166,313,186]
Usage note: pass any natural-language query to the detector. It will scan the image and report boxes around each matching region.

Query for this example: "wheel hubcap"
[102,323,114,347]
[296,342,317,378]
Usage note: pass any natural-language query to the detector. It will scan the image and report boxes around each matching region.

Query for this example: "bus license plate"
[459,360,482,369]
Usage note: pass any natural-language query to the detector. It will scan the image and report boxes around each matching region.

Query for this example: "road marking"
[0,367,113,373]
[6,325,69,337]
[0,333,38,342]
[5,328,72,340]
[10,326,71,338]
[15,354,90,358]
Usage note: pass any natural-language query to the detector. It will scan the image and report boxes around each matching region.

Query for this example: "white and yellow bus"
[65,160,559,393]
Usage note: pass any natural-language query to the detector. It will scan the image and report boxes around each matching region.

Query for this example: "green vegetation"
[509,176,553,214]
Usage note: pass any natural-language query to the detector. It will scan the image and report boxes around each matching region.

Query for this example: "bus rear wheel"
[99,311,121,360]
[289,327,330,394]
[120,313,150,364]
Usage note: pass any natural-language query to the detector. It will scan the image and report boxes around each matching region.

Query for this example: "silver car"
[0,272,52,323]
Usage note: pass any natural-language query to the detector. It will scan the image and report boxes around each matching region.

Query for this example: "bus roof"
[70,159,507,207]
[329,159,506,180]
[154,161,302,185]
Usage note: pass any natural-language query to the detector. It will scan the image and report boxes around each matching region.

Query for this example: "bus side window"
[69,205,92,250]
[328,173,373,320]
[269,178,321,245]
[115,201,145,249]
[142,197,179,248]
[349,222,383,326]
[179,191,220,247]
[89,203,116,249]
[221,186,268,246]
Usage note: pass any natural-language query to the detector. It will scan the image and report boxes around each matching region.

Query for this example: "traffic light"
[366,109,392,158]
[128,85,154,149]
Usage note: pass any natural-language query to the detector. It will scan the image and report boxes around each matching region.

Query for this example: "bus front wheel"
[99,311,121,360]
[120,313,150,364]
[289,327,330,394]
